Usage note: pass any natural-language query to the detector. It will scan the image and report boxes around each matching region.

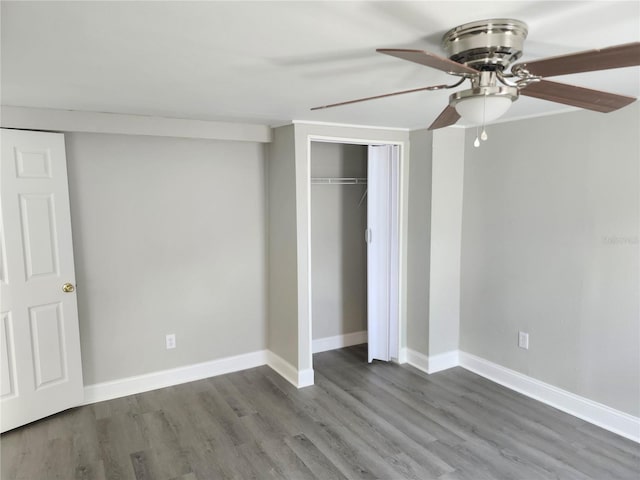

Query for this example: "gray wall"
[266,125,299,367]
[429,129,465,356]
[460,104,640,416]
[310,142,367,340]
[406,129,432,355]
[65,133,268,385]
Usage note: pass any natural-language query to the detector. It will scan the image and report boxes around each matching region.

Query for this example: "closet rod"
[311,177,367,185]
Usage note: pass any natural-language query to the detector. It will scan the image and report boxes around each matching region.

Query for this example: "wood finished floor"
[1,345,639,480]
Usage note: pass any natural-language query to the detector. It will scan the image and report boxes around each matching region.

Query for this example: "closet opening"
[309,139,401,366]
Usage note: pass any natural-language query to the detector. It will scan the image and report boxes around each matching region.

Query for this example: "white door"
[366,145,399,362]
[1,128,83,432]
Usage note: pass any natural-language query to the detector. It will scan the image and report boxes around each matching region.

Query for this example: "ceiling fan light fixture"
[454,95,512,123]
[451,85,519,124]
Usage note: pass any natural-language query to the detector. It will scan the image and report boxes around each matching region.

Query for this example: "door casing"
[306,134,406,371]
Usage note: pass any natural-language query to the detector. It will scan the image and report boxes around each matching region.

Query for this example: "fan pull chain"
[474,95,489,148]
[481,94,488,142]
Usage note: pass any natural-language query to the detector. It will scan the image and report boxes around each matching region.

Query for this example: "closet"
[311,142,368,351]
[310,141,399,363]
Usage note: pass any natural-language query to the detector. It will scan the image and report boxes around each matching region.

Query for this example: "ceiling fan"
[311,19,640,135]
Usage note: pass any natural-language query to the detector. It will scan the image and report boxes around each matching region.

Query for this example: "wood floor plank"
[236,440,291,480]
[427,439,508,480]
[42,437,76,480]
[196,388,253,447]
[297,424,380,480]
[169,474,198,480]
[96,417,137,480]
[210,375,258,418]
[284,433,348,480]
[239,368,332,436]
[2,345,639,479]
[137,410,193,479]
[179,441,226,480]
[576,419,640,457]
[443,367,586,434]
[259,437,318,480]
[240,412,290,445]
[93,394,142,421]
[201,437,257,480]
[74,460,107,480]
[69,406,104,478]
[348,364,472,445]
[227,372,306,438]
[258,368,439,480]
[319,368,443,448]
[0,427,23,479]
[130,450,154,480]
[12,419,67,480]
[312,372,455,477]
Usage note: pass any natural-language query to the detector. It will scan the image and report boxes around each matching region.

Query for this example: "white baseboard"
[406,348,459,374]
[397,347,408,364]
[427,350,460,373]
[297,368,315,388]
[83,348,316,404]
[83,349,269,405]
[266,351,299,388]
[459,351,640,443]
[266,351,314,389]
[403,348,639,442]
[406,348,429,372]
[312,330,367,353]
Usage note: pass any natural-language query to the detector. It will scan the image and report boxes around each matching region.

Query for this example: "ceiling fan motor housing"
[442,19,528,71]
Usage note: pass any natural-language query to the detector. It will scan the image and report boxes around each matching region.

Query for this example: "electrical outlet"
[518,331,529,350]
[166,334,176,349]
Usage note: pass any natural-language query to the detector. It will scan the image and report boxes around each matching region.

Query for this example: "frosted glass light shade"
[454,95,513,124]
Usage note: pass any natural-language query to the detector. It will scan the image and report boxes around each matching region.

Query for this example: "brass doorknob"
[62,283,75,293]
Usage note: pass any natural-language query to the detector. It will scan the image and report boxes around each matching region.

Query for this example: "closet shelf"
[311,177,367,185]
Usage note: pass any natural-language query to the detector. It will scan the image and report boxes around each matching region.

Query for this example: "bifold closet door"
[366,144,399,362]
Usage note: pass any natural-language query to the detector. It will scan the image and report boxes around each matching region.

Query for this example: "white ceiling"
[2,1,639,130]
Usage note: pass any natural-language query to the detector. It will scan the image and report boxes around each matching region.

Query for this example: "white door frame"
[305,134,407,371]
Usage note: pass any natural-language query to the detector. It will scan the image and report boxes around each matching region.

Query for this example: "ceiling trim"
[292,120,410,132]
[0,106,273,143]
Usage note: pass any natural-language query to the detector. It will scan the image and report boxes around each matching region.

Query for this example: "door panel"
[1,128,83,433]
[0,224,8,284]
[388,150,400,360]
[20,194,59,279]
[367,145,400,363]
[1,312,16,398]
[367,145,392,362]
[15,149,52,179]
[29,302,66,388]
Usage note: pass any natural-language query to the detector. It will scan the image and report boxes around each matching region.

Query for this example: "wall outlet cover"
[518,331,529,350]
